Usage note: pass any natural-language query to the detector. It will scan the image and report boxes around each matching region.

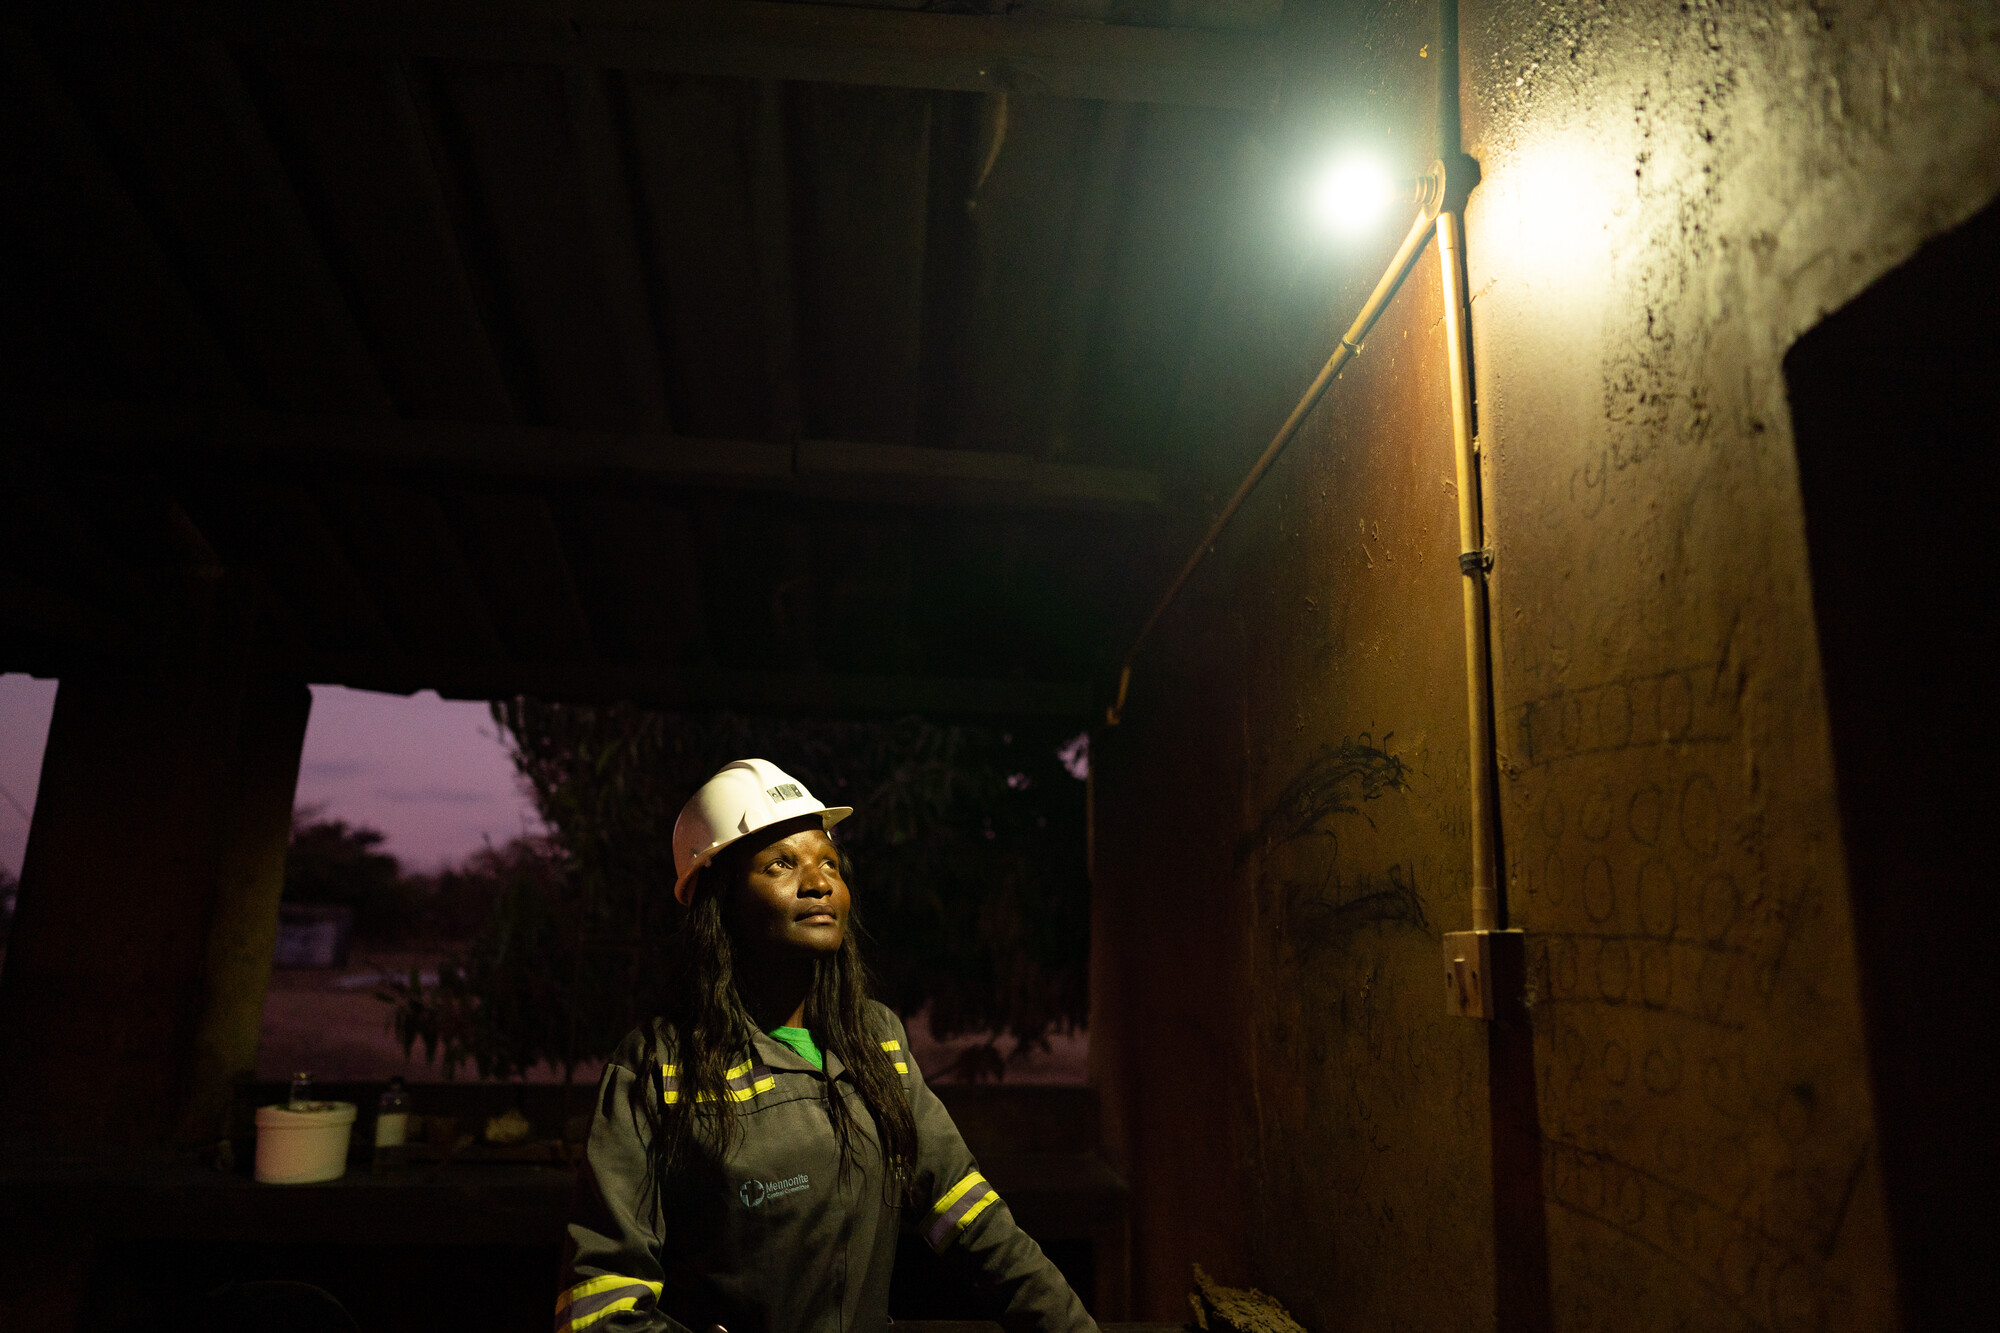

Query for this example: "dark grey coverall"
[557,1003,1096,1333]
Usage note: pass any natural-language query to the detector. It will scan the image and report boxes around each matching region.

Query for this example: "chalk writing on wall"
[1508,662,1871,1333]
[1510,660,1737,769]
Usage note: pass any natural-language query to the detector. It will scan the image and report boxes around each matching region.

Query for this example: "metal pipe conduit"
[1437,208,1501,935]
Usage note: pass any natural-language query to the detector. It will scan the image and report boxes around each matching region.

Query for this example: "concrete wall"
[1090,1,2000,1328]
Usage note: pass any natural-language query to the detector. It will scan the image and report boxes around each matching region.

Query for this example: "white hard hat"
[671,759,852,905]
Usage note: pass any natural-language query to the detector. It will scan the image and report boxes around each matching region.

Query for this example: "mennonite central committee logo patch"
[740,1174,808,1208]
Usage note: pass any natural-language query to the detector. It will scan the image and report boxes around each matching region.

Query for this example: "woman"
[557,759,1097,1333]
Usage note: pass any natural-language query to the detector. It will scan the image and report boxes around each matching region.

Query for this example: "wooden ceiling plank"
[47,33,396,414]
[301,653,1097,718]
[0,568,137,667]
[564,66,673,430]
[432,60,649,430]
[138,1,1279,110]
[791,84,933,446]
[242,49,520,421]
[217,480,404,658]
[1070,103,1246,468]
[445,491,599,664]
[753,78,802,445]
[794,436,1159,508]
[0,24,248,404]
[36,401,1167,511]
[553,493,714,671]
[912,87,978,452]
[380,55,520,422]
[313,483,510,663]
[795,509,926,676]
[1048,100,1139,458]
[179,39,398,415]
[555,493,667,665]
[669,501,720,672]
[172,480,310,650]
[1,473,155,623]
[40,473,227,582]
[535,496,602,665]
[620,72,769,438]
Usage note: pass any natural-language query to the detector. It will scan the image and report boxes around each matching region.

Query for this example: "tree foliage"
[284,811,418,938]
[285,810,514,944]
[382,837,584,1081]
[383,702,1091,1081]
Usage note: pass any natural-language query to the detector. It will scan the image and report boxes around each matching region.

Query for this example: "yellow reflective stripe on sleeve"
[556,1274,631,1313]
[924,1170,1000,1250]
[724,1059,754,1078]
[555,1275,664,1333]
[931,1169,986,1218]
[957,1189,999,1228]
[562,1294,640,1333]
[880,1040,908,1073]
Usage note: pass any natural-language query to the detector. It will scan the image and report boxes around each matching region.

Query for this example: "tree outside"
[381,703,1092,1083]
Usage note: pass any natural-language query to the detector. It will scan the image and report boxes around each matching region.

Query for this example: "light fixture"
[1307,153,1398,235]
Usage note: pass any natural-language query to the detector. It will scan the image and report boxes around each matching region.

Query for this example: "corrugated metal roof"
[2,1,1273,714]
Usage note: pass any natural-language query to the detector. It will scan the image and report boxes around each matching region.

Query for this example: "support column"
[0,580,309,1155]
[179,671,314,1145]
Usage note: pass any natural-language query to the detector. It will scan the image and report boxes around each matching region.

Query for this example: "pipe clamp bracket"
[1458,548,1494,577]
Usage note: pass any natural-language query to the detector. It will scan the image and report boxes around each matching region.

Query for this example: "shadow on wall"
[1785,186,2000,1332]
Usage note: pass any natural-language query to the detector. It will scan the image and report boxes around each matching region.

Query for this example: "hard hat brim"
[672,804,853,906]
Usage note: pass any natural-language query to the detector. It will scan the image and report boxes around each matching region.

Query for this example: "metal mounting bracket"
[1444,928,1525,1020]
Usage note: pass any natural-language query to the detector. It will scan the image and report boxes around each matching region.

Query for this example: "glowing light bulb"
[1309,154,1397,235]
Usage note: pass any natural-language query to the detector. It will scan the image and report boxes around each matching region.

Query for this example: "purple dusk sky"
[0,674,542,877]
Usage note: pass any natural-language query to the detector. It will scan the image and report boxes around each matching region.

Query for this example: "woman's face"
[729,823,850,961]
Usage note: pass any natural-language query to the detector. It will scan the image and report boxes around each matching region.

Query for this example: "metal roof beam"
[30,401,1166,512]
[83,0,1278,111]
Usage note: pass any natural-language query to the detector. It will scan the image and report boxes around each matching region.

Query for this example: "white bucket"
[254,1101,357,1184]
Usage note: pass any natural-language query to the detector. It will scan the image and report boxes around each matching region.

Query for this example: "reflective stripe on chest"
[660,1059,778,1104]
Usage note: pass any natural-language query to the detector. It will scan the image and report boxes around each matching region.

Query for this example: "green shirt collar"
[764,1024,825,1071]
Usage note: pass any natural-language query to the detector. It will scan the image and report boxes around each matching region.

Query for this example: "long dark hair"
[638,839,918,1211]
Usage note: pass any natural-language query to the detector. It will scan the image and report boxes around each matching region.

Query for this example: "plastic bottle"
[288,1071,315,1111]
[374,1076,411,1171]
